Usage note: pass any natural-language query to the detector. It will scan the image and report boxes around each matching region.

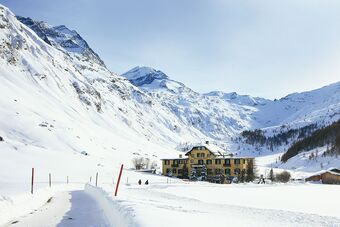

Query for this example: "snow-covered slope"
[0,1,339,184]
[205,91,270,106]
[16,16,105,68]
[122,66,340,139]
[123,66,259,140]
[0,4,214,187]
[255,82,340,128]
[122,66,340,172]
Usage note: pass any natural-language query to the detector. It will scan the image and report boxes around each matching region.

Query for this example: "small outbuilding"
[305,168,340,185]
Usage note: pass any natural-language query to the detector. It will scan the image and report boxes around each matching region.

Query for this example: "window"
[243,159,246,164]
[207,169,212,175]
[198,159,204,165]
[206,159,212,165]
[224,159,230,166]
[166,168,171,174]
[173,160,178,165]
[178,169,183,174]
[197,153,201,158]
[234,159,241,165]
[201,153,205,158]
[234,168,241,175]
[215,169,222,174]
[172,169,177,174]
[215,159,221,165]
[165,160,170,165]
[225,168,231,175]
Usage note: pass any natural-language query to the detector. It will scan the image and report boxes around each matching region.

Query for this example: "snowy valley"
[0,3,340,227]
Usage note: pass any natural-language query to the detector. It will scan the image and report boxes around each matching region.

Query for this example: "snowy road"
[6,190,109,227]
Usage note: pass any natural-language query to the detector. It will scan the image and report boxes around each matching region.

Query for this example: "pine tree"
[189,168,197,181]
[245,160,256,182]
[240,170,245,183]
[167,169,173,177]
[200,165,207,181]
[269,168,274,182]
[181,163,189,179]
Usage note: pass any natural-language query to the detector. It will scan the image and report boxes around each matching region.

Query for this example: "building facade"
[305,168,340,184]
[162,144,254,183]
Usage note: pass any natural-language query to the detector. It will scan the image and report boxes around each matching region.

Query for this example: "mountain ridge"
[1,3,339,176]
[16,15,106,68]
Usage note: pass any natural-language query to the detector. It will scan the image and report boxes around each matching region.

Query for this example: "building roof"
[160,157,188,160]
[185,143,232,157]
[306,168,340,178]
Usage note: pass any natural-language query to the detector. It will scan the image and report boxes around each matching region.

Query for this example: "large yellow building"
[161,143,254,183]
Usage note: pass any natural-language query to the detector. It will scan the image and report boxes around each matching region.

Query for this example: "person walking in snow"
[145,180,149,185]
[258,174,266,184]
[138,179,142,185]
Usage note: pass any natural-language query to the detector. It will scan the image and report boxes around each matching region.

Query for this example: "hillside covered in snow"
[0,1,340,185]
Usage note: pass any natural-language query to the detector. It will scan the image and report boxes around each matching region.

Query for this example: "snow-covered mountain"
[205,91,270,106]
[122,66,340,136]
[121,65,340,172]
[16,16,105,68]
[123,66,259,140]
[0,4,209,179]
[0,2,339,180]
[255,82,340,128]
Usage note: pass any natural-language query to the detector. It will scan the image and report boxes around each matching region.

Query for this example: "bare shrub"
[132,157,145,170]
[275,171,291,183]
[132,157,153,170]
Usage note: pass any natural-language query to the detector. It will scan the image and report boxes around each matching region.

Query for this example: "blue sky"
[1,0,340,99]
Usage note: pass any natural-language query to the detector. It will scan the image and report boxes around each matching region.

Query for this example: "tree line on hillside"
[281,120,340,162]
[240,123,318,150]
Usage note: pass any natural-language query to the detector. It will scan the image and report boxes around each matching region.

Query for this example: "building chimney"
[179,154,183,158]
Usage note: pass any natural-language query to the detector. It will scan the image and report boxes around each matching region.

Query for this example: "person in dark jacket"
[138,179,142,185]
[145,180,149,185]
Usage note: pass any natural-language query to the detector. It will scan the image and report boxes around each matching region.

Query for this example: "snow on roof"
[187,143,231,157]
[306,167,340,178]
[160,157,188,160]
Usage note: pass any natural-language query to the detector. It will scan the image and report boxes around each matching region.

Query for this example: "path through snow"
[7,190,109,227]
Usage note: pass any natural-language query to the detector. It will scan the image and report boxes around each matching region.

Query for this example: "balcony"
[171,164,179,167]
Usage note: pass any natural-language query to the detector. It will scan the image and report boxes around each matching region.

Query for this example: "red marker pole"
[31,168,34,194]
[114,164,124,196]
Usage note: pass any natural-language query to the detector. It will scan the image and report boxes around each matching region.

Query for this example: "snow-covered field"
[87,172,340,227]
[2,170,340,227]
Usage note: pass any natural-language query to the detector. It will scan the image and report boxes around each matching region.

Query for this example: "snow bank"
[85,184,139,227]
[0,183,80,225]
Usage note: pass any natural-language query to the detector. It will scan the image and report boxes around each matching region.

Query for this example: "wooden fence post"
[49,173,51,188]
[67,176,69,184]
[95,172,98,187]
[31,168,34,194]
[114,164,124,196]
